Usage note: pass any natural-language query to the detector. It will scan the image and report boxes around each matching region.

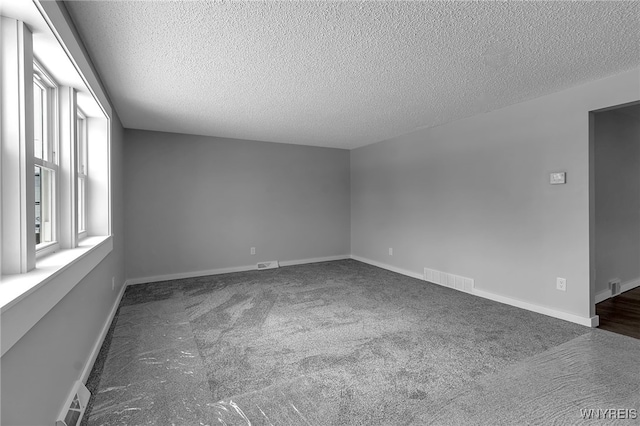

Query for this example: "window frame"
[32,60,60,258]
[76,108,88,240]
[1,2,114,360]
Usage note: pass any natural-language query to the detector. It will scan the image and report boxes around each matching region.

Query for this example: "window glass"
[77,114,87,234]
[33,65,59,249]
[33,78,48,162]
[77,175,85,233]
[35,166,54,245]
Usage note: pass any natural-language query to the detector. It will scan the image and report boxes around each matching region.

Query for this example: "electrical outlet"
[556,277,566,291]
[389,247,393,256]
[251,247,256,255]
[111,277,115,291]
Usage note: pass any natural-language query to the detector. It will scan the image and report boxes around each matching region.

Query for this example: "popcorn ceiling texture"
[65,1,640,149]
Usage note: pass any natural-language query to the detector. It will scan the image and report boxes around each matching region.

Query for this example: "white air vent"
[257,260,279,270]
[424,267,474,294]
[56,381,90,426]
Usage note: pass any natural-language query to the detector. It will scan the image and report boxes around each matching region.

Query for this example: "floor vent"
[257,260,279,270]
[56,381,90,426]
[424,267,474,293]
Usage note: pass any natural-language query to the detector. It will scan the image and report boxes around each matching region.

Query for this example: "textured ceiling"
[65,1,640,149]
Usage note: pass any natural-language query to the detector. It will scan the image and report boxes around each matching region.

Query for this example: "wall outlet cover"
[556,277,567,291]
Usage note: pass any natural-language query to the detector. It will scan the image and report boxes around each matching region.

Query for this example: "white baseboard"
[127,255,601,328]
[279,255,350,267]
[349,255,596,327]
[80,279,127,383]
[595,277,640,304]
[126,265,256,286]
[349,255,425,280]
[126,255,352,286]
[595,290,609,304]
[472,288,597,327]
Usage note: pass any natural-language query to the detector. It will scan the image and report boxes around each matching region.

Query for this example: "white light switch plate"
[550,172,566,185]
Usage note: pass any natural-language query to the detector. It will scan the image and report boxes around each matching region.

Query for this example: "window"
[33,62,58,252]
[1,3,113,360]
[77,110,87,237]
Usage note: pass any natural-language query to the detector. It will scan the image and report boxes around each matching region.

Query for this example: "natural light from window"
[1,0,114,358]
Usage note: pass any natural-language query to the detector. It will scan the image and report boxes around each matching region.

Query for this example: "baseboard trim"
[279,255,350,267]
[126,265,256,286]
[80,280,127,383]
[595,290,609,304]
[595,277,640,304]
[472,288,597,327]
[127,255,600,328]
[349,255,596,327]
[126,255,352,286]
[350,255,425,281]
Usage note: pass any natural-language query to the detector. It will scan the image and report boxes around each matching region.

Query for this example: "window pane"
[77,177,85,233]
[77,116,86,174]
[35,166,54,246]
[35,166,41,244]
[33,81,44,160]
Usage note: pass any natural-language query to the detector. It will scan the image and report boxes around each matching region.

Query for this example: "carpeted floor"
[82,260,639,425]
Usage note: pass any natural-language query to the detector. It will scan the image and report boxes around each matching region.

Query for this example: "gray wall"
[351,69,639,320]
[0,114,126,425]
[124,129,351,281]
[594,108,640,294]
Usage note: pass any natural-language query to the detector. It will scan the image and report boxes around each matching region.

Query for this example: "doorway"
[590,101,640,339]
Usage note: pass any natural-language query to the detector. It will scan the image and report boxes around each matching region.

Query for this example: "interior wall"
[351,68,640,321]
[124,129,351,281]
[0,114,126,426]
[594,108,640,295]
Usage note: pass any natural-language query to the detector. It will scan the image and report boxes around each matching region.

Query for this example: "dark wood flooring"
[596,286,640,339]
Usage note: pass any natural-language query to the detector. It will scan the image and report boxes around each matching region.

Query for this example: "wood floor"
[596,286,640,339]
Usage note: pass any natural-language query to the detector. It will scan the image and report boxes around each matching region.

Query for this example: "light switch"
[550,172,566,185]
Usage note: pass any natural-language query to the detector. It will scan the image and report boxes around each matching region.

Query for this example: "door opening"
[590,101,640,339]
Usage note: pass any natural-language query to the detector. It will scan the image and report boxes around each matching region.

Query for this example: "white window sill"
[0,235,112,356]
[36,241,60,259]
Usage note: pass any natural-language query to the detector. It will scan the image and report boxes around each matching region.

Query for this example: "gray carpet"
[83,260,638,425]
[428,330,640,426]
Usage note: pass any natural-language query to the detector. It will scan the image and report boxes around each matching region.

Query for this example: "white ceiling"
[64,1,640,149]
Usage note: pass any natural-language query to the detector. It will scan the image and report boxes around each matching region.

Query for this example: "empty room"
[1,1,639,425]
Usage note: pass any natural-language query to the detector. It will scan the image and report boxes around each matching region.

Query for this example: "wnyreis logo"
[580,408,638,420]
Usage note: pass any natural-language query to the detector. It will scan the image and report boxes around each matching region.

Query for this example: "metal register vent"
[56,381,90,426]
[257,260,279,270]
[424,267,474,293]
